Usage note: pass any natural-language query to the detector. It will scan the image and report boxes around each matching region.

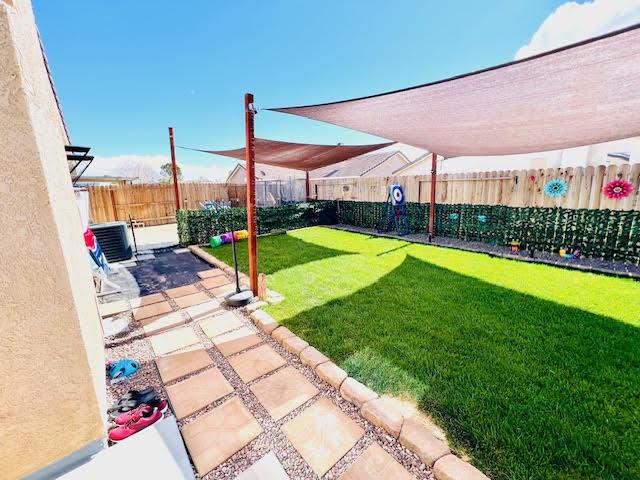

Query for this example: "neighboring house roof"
[226,162,305,183]
[392,153,434,175]
[311,150,409,178]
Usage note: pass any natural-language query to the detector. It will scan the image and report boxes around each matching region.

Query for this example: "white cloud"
[84,154,233,182]
[515,0,640,59]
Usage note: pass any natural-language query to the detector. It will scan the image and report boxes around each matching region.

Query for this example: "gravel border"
[331,224,640,280]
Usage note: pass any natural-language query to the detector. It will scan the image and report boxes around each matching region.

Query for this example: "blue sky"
[33,0,640,179]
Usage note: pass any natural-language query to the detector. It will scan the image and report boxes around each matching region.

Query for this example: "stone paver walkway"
[104,266,444,480]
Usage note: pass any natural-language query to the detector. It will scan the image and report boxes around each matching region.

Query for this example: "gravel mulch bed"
[331,224,640,279]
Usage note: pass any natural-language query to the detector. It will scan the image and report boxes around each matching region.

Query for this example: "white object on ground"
[57,416,194,480]
[102,317,130,337]
[235,452,290,480]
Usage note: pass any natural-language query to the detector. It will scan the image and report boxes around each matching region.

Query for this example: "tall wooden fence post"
[168,127,181,212]
[245,93,259,295]
[428,152,437,240]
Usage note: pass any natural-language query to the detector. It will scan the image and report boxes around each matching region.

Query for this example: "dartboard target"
[390,184,405,206]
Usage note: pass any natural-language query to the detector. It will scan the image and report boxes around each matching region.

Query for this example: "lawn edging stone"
[432,454,490,480]
[315,361,347,389]
[399,417,451,467]
[245,300,268,313]
[299,346,329,369]
[340,377,379,408]
[281,335,309,355]
[361,397,404,439]
[271,326,295,343]
[250,309,279,334]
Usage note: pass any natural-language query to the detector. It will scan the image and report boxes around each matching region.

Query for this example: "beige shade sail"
[189,138,394,172]
[270,24,640,157]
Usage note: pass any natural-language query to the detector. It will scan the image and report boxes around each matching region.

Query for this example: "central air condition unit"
[90,221,133,262]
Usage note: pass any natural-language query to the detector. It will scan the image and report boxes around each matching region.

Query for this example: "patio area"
[99,258,453,479]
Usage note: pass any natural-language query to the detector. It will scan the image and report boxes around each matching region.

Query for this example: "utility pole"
[168,127,181,211]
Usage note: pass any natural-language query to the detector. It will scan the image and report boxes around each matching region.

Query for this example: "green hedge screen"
[177,200,639,264]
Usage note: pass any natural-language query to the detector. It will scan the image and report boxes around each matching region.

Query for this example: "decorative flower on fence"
[448,213,459,220]
[544,179,568,198]
[477,214,487,223]
[603,179,633,200]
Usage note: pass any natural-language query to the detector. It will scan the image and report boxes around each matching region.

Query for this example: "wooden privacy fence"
[88,182,247,226]
[311,163,640,211]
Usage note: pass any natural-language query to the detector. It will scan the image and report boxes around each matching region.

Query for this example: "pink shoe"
[108,406,162,442]
[113,399,168,425]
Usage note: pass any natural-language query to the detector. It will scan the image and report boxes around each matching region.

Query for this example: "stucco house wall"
[0,1,106,478]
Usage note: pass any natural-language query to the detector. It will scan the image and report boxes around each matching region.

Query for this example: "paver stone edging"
[248,303,493,480]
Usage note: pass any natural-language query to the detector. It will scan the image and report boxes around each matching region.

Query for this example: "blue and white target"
[390,184,405,206]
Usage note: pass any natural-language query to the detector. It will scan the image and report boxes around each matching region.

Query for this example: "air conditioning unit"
[90,221,133,262]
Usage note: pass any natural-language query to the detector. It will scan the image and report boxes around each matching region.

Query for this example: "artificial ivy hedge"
[176,201,337,246]
[336,201,640,264]
[177,200,639,264]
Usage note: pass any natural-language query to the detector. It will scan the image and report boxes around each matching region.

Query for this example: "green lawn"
[205,227,640,480]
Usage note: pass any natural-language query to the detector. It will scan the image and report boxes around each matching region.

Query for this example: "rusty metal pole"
[168,127,181,211]
[305,171,311,201]
[245,94,259,295]
[428,152,437,241]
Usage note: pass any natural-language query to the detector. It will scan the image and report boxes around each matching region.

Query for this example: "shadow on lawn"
[206,233,351,275]
[283,255,640,480]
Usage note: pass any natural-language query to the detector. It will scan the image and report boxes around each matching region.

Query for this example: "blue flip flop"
[106,359,140,384]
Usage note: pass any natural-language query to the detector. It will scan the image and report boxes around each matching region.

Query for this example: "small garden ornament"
[544,179,569,198]
[603,179,633,200]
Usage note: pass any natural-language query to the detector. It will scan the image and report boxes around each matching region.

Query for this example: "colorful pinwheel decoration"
[544,179,569,198]
[603,179,633,200]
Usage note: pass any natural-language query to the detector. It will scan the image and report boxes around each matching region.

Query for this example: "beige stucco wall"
[364,152,410,177]
[0,1,106,478]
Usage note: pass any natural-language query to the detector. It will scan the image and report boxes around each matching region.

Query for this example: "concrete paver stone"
[229,344,286,383]
[250,366,319,420]
[143,311,187,336]
[338,443,414,480]
[166,367,233,419]
[212,326,262,357]
[150,326,200,356]
[282,397,364,476]
[133,301,172,322]
[174,291,211,309]
[200,311,244,338]
[181,396,262,476]
[165,284,199,298]
[155,348,214,384]
[200,275,232,290]
[183,299,222,321]
[130,293,165,308]
[197,269,225,280]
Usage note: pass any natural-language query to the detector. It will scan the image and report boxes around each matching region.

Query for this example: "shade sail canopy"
[270,24,640,157]
[189,138,394,172]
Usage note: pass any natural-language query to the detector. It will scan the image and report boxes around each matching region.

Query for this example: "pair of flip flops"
[108,387,157,419]
[106,358,140,385]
